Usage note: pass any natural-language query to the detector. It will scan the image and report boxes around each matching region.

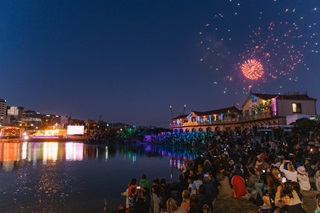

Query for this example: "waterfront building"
[170,106,242,133]
[170,92,317,133]
[0,99,7,125]
[241,92,317,129]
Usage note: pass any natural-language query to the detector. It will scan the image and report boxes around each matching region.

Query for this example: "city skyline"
[0,0,319,127]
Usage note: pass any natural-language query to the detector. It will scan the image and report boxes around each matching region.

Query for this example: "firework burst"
[240,59,264,80]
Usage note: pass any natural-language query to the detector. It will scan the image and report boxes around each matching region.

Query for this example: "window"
[292,103,302,113]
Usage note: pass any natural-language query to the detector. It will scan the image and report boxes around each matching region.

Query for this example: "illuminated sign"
[67,126,84,135]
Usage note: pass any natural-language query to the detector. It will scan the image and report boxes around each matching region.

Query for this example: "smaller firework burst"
[240,59,264,80]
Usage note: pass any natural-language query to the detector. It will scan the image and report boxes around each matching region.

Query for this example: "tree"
[291,118,320,141]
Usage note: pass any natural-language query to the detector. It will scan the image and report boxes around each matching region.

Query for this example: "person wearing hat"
[297,166,311,191]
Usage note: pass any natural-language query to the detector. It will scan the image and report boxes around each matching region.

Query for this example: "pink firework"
[240,59,264,80]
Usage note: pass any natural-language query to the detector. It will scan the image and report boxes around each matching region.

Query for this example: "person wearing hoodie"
[140,174,150,189]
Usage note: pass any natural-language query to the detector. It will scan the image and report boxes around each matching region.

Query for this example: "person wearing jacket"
[231,169,247,199]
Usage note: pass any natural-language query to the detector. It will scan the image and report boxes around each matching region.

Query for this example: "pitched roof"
[171,106,242,120]
[192,106,241,116]
[278,94,317,101]
[172,114,189,120]
[251,93,277,100]
[251,92,317,101]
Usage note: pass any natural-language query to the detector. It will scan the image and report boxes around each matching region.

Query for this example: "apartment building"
[0,99,7,125]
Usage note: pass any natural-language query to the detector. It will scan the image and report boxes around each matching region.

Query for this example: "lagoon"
[0,142,196,212]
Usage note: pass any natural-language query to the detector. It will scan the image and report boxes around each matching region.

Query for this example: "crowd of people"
[111,129,320,213]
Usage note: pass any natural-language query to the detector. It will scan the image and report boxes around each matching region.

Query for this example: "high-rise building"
[0,99,7,125]
[7,106,24,125]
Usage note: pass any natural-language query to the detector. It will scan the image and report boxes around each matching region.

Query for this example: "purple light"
[272,98,277,116]
[32,136,60,139]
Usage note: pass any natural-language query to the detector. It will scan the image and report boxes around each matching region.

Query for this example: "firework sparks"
[240,59,264,80]
[245,21,305,79]
[199,0,320,94]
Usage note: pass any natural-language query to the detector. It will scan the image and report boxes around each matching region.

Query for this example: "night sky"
[0,0,319,127]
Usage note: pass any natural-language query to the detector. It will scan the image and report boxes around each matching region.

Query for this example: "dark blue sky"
[0,0,319,127]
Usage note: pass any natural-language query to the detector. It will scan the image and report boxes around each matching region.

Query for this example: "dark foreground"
[214,190,317,213]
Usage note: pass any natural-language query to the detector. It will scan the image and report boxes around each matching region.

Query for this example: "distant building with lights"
[0,99,7,125]
[24,110,42,129]
[41,114,63,128]
[170,92,317,133]
[0,98,78,136]
[7,106,24,125]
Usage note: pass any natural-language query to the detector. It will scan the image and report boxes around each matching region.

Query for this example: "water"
[0,141,197,212]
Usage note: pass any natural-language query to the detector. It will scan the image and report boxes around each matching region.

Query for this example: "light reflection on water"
[0,142,197,212]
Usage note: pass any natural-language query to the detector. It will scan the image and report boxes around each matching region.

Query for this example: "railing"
[170,111,275,127]
[169,123,184,127]
[170,117,241,127]
[240,111,274,122]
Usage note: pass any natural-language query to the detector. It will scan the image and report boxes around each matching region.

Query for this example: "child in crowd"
[128,188,137,207]
[139,174,150,189]
[280,189,305,213]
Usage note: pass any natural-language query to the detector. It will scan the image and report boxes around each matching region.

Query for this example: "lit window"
[292,103,302,113]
